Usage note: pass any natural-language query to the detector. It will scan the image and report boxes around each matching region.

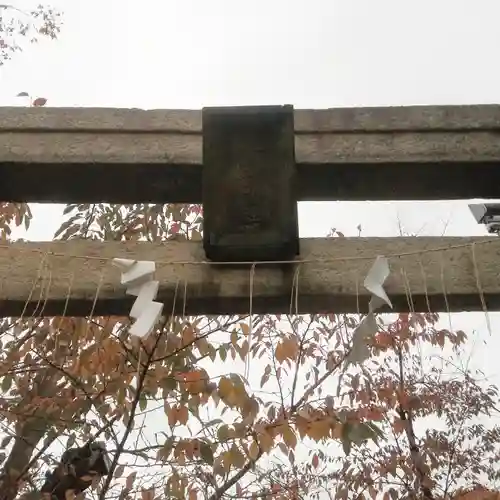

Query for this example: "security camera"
[469,203,500,234]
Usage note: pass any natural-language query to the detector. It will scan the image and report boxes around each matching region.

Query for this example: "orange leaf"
[282,338,299,360]
[376,332,393,348]
[281,425,297,449]
[309,419,332,441]
[177,405,189,425]
[218,377,234,399]
[166,405,177,427]
[180,369,208,394]
[275,342,286,363]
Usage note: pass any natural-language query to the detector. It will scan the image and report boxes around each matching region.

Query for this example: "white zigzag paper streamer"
[112,259,163,339]
[346,255,393,367]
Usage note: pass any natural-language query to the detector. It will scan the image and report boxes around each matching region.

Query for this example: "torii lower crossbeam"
[0,237,498,317]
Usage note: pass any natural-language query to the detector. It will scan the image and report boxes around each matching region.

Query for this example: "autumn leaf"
[1,376,12,393]
[341,437,352,456]
[275,337,299,363]
[126,471,136,490]
[271,483,282,494]
[236,483,243,497]
[260,364,271,388]
[177,405,189,425]
[249,440,260,460]
[182,324,196,346]
[217,424,230,443]
[218,376,234,400]
[281,425,297,449]
[32,97,47,107]
[179,369,209,394]
[365,406,384,421]
[258,430,274,453]
[341,422,352,456]
[114,464,125,478]
[200,442,214,465]
[166,403,177,427]
[229,444,246,468]
[141,487,154,500]
[230,330,238,346]
[307,419,331,441]
[393,417,406,435]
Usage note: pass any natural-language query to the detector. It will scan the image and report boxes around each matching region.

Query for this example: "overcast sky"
[2,0,500,493]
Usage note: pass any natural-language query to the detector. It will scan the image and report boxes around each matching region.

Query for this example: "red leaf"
[32,97,47,107]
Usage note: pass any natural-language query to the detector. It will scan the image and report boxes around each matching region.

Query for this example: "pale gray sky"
[5,0,500,109]
[2,0,500,495]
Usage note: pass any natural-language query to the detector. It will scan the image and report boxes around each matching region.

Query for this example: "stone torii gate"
[1,104,500,318]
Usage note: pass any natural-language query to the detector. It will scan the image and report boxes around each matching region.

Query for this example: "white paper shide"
[364,255,392,312]
[347,255,393,366]
[112,258,164,339]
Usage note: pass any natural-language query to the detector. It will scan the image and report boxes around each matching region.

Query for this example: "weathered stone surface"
[202,105,298,262]
[2,105,500,203]
[0,237,498,317]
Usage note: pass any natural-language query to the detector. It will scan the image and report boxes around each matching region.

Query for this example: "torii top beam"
[2,104,500,204]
